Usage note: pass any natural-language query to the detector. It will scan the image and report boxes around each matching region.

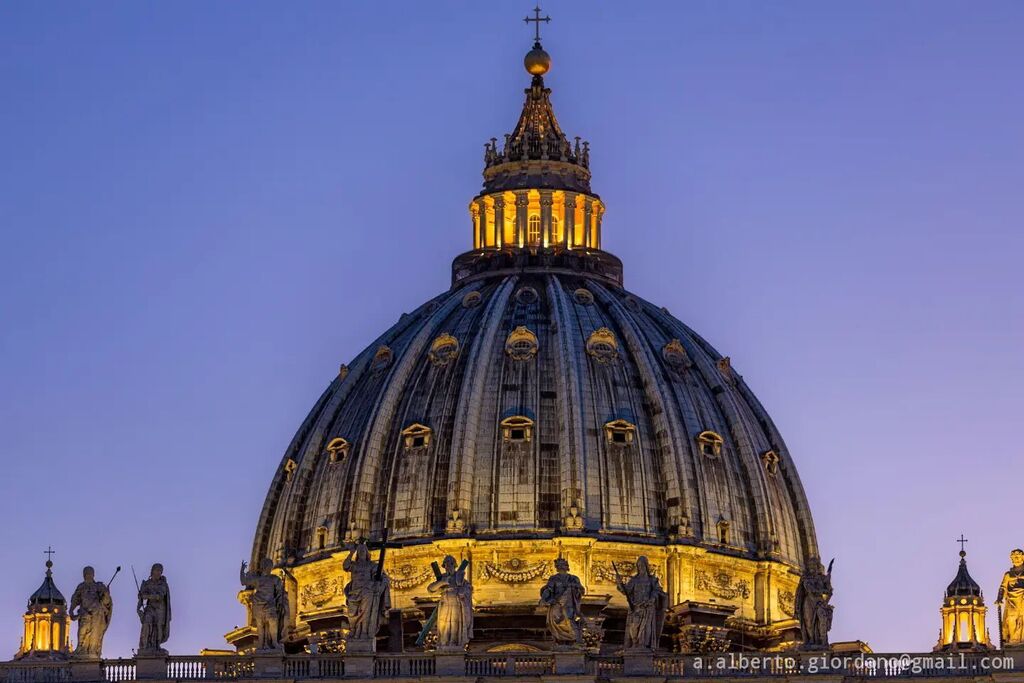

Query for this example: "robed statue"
[137,563,171,655]
[427,555,473,651]
[539,558,585,647]
[70,566,113,659]
[796,559,834,650]
[240,558,290,652]
[343,542,391,642]
[616,556,667,651]
[997,548,1024,647]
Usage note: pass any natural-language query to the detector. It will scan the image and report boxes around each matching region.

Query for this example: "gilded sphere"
[524,47,551,76]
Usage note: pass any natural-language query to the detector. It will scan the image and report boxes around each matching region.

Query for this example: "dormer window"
[586,327,619,364]
[316,526,328,551]
[401,423,432,453]
[662,339,690,372]
[326,437,350,463]
[604,419,636,446]
[762,450,780,475]
[284,458,297,482]
[428,333,460,367]
[697,431,724,457]
[500,416,534,443]
[505,326,539,361]
[372,345,393,373]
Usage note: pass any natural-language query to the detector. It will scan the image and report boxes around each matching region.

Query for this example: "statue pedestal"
[622,650,655,676]
[343,654,374,678]
[345,637,375,654]
[252,653,285,678]
[552,650,586,674]
[435,653,466,676]
[70,659,103,682]
[135,655,168,680]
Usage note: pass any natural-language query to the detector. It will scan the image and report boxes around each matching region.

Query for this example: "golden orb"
[524,46,551,76]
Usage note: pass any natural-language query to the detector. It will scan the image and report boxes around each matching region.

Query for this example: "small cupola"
[16,550,71,660]
[934,537,992,652]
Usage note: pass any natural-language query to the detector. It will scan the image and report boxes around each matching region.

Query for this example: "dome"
[253,270,818,566]
[28,562,65,608]
[945,551,982,598]
[241,31,821,654]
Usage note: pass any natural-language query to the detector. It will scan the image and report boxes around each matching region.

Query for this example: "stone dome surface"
[251,263,820,573]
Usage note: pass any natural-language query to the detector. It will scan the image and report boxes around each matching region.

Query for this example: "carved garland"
[388,565,434,591]
[694,569,751,600]
[591,560,662,583]
[479,559,549,584]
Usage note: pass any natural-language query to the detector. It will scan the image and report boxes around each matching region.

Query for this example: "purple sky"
[1,1,1021,658]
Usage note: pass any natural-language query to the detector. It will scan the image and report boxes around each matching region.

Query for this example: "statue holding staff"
[70,566,114,659]
[615,556,667,651]
[137,563,171,655]
[343,541,391,643]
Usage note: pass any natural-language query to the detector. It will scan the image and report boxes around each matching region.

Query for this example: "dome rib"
[447,277,518,533]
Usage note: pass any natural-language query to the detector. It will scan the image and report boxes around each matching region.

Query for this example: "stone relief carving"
[695,569,751,600]
[777,589,796,618]
[300,576,342,609]
[480,558,549,584]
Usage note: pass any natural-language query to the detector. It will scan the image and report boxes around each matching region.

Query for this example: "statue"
[539,558,585,647]
[240,558,290,652]
[615,556,667,651]
[427,555,473,652]
[343,542,391,643]
[69,566,113,659]
[997,549,1024,647]
[137,563,171,655]
[796,559,834,650]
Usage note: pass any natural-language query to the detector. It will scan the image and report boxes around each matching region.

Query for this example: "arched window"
[551,215,561,243]
[528,214,541,244]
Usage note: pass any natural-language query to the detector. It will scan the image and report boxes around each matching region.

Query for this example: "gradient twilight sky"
[1,0,1022,658]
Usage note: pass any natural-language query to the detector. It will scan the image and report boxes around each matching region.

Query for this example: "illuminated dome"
[242,37,821,655]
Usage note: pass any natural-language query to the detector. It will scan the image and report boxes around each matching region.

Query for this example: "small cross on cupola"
[524,5,551,45]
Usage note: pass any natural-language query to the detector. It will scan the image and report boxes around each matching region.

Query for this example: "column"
[583,198,593,249]
[595,201,604,250]
[475,199,489,248]
[564,192,576,249]
[470,202,480,249]
[539,190,554,248]
[515,191,529,248]
[493,194,505,249]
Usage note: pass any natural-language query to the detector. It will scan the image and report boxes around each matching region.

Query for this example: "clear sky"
[1,1,1021,658]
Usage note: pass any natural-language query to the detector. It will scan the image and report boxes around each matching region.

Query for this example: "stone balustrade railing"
[1,650,1021,682]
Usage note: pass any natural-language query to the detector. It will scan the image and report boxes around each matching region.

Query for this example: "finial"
[957,534,968,558]
[523,5,552,76]
[44,545,55,571]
